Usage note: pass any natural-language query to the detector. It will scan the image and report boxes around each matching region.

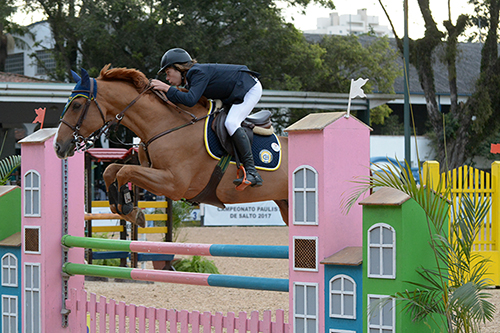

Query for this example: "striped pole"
[61,235,288,259]
[62,263,289,292]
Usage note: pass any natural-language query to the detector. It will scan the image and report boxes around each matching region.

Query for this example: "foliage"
[0,132,21,185]
[378,0,500,168]
[172,255,219,274]
[169,200,193,242]
[0,155,21,185]
[1,0,30,71]
[343,159,495,332]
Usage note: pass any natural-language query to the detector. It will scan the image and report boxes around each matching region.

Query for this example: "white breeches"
[224,80,263,136]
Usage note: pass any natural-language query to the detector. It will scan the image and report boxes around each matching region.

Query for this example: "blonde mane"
[98,64,149,91]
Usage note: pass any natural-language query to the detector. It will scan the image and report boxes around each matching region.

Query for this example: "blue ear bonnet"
[61,68,97,117]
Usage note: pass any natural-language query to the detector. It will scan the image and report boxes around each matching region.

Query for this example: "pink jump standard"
[19,129,85,332]
[285,112,370,333]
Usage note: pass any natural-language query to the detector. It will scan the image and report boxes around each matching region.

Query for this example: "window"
[24,170,41,217]
[368,223,395,279]
[5,53,24,75]
[368,295,395,333]
[24,263,41,333]
[2,295,18,333]
[329,275,356,319]
[294,282,318,333]
[1,254,18,287]
[293,166,318,225]
[293,236,318,272]
[35,49,56,75]
[24,226,41,254]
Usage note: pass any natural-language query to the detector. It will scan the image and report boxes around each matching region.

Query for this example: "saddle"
[212,102,274,156]
[185,102,277,208]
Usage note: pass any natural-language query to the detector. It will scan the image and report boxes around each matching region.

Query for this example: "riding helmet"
[158,48,192,74]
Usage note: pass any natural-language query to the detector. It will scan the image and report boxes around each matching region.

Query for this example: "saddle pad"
[204,101,282,171]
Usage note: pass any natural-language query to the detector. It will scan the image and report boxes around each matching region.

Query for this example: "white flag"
[349,78,368,99]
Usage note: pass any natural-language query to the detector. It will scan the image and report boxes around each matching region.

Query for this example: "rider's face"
[165,68,183,86]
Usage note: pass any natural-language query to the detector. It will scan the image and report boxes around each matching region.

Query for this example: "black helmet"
[158,48,192,74]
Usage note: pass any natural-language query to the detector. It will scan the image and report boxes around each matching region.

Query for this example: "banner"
[203,201,286,226]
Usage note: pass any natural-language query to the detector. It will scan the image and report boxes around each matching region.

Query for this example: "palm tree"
[343,160,495,332]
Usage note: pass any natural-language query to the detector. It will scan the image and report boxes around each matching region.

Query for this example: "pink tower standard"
[20,129,85,332]
[285,112,370,333]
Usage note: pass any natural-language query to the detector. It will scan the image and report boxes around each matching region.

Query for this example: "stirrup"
[234,165,251,191]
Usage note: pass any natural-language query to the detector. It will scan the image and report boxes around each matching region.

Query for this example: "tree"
[378,0,500,170]
[0,0,27,71]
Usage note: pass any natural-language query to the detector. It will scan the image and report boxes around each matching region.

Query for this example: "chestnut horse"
[54,65,288,226]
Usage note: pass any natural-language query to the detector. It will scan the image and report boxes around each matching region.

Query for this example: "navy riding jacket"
[165,63,259,107]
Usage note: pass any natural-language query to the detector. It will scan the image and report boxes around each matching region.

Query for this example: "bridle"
[60,78,221,160]
[60,78,152,151]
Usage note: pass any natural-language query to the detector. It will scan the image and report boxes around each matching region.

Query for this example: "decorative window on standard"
[294,282,318,333]
[329,274,356,319]
[368,223,395,279]
[1,254,18,287]
[24,170,41,217]
[293,166,318,225]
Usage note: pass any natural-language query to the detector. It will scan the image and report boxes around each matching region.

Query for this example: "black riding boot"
[232,127,263,187]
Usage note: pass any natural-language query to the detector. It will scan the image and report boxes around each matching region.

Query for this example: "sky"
[280,0,476,39]
[12,0,476,39]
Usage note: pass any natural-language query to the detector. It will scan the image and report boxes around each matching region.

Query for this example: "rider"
[150,48,263,187]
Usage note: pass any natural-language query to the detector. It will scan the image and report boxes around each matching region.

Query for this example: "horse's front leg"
[103,163,125,215]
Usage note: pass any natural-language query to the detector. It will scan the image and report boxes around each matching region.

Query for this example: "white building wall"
[305,9,394,37]
[7,21,54,79]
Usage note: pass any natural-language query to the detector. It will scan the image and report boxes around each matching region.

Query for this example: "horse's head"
[54,68,107,159]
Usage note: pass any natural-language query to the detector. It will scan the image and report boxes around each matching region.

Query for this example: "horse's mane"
[98,64,149,91]
[97,63,210,109]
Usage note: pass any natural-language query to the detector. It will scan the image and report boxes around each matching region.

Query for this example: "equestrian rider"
[150,48,263,187]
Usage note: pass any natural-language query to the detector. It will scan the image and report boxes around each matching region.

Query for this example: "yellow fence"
[422,161,500,285]
[88,200,169,234]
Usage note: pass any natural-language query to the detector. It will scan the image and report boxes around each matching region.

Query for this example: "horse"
[54,65,289,226]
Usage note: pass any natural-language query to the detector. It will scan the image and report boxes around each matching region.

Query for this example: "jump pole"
[61,235,289,259]
[62,262,289,292]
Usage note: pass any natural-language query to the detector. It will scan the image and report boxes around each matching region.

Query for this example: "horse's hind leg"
[274,199,288,226]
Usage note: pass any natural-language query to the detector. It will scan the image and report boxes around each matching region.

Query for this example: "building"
[5,21,56,79]
[304,9,394,37]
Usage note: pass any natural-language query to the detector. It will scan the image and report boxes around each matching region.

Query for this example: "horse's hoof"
[109,204,118,214]
[123,207,145,228]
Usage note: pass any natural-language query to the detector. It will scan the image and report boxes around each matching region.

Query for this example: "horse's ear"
[71,70,81,83]
[80,68,90,83]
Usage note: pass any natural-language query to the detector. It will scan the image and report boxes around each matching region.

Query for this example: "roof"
[321,246,363,266]
[18,128,57,143]
[86,148,139,162]
[0,71,57,83]
[285,112,371,132]
[359,187,411,206]
[0,232,21,247]
[0,185,19,197]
